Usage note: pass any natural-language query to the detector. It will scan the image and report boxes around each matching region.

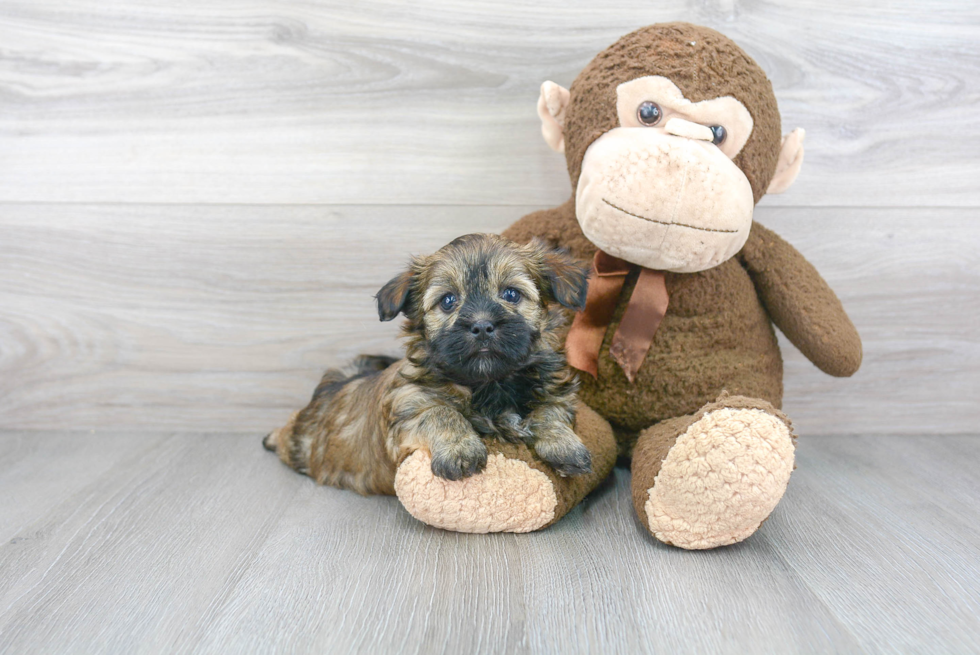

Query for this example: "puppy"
[264,233,593,495]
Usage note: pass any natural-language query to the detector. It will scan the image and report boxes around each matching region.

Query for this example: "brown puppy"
[264,233,593,495]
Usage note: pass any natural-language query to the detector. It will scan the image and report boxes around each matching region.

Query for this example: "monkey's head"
[376,234,589,385]
[538,23,805,273]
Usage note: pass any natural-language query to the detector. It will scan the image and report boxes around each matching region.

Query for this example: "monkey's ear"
[531,239,590,311]
[767,128,805,195]
[375,269,414,321]
[537,81,571,153]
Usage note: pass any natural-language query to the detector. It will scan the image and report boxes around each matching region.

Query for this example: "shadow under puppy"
[264,233,593,495]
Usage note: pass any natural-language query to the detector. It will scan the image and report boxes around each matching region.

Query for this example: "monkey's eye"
[637,101,662,126]
[710,125,727,145]
[439,293,457,312]
[501,287,522,304]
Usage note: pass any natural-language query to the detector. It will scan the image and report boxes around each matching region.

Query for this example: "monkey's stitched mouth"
[602,199,738,234]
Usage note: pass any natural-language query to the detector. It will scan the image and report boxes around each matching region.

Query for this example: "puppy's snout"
[469,320,495,338]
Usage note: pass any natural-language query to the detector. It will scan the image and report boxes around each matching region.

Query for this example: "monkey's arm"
[738,221,862,377]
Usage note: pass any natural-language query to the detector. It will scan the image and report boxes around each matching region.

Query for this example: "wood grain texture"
[1,4,973,652]
[769,436,980,652]
[0,0,978,206]
[0,431,173,543]
[0,431,977,654]
[1,204,976,435]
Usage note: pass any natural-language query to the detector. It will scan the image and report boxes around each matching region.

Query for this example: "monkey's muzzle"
[575,128,755,273]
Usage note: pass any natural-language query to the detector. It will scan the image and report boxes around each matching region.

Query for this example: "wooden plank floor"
[1,431,978,654]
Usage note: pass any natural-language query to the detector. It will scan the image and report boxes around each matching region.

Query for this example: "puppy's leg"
[527,403,593,477]
[263,368,347,473]
[264,408,313,476]
[353,354,398,374]
[266,367,399,495]
[394,404,488,481]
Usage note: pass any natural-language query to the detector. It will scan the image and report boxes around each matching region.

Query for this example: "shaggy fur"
[264,233,593,495]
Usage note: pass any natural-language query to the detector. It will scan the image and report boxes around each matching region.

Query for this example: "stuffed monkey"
[393,22,861,549]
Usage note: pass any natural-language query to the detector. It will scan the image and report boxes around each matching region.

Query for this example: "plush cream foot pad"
[644,408,795,550]
[394,451,558,533]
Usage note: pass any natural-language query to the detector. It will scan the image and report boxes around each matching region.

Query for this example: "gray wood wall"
[1,0,977,436]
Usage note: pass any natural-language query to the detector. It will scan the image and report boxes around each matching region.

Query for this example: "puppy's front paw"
[496,412,534,443]
[534,433,593,477]
[430,437,489,481]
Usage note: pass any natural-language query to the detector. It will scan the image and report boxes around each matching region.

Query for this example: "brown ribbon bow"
[566,251,670,383]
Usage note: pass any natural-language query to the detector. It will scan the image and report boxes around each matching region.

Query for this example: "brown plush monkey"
[392,22,862,549]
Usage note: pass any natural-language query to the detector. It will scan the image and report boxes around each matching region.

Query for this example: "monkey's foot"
[631,395,796,550]
[394,403,616,533]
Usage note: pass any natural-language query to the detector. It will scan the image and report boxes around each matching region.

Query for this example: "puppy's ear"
[375,269,415,321]
[531,239,590,312]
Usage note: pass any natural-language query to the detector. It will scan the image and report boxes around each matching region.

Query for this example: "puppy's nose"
[470,320,495,337]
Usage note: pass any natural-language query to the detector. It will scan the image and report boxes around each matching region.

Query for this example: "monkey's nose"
[664,117,713,142]
[470,320,496,337]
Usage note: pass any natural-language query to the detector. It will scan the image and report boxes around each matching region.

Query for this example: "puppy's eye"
[637,101,662,126]
[439,293,457,312]
[710,125,727,145]
[500,287,521,304]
